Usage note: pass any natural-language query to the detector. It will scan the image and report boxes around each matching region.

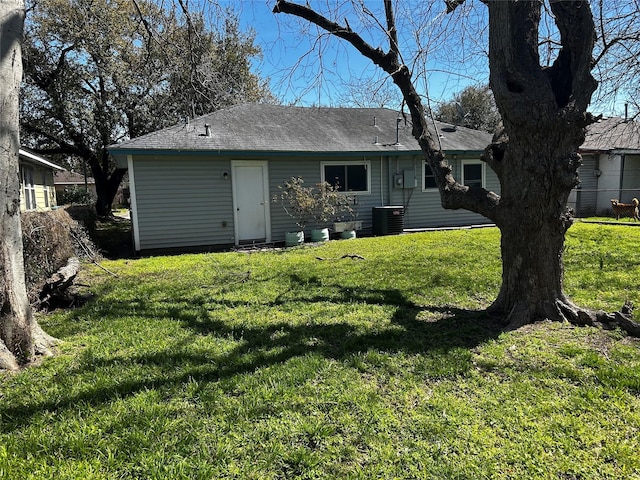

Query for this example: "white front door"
[232,161,271,244]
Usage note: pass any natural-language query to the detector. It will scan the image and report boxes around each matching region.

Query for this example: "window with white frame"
[22,166,37,210]
[461,160,485,189]
[321,161,370,193]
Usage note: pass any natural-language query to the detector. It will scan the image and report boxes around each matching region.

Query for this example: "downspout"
[387,156,394,206]
[380,156,384,205]
[620,153,626,201]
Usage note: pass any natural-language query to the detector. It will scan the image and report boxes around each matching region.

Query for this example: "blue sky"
[225,0,484,109]
[219,0,630,117]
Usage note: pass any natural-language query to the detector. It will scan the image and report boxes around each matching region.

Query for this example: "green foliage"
[57,186,94,206]
[435,85,501,133]
[21,0,273,215]
[2,224,640,478]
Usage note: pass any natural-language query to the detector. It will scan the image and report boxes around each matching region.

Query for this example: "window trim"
[422,160,438,191]
[42,170,50,208]
[321,160,371,194]
[461,159,485,189]
[22,166,37,210]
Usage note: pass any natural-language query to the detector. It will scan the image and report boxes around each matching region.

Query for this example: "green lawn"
[2,223,640,479]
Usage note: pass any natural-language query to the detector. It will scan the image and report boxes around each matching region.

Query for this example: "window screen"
[463,163,483,189]
[324,164,368,192]
[424,163,437,189]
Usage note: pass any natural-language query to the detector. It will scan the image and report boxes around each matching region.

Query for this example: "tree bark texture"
[484,1,598,327]
[0,0,57,370]
[0,0,33,370]
[93,162,127,218]
[270,1,640,333]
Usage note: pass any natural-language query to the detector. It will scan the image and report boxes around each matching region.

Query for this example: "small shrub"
[57,185,95,205]
[311,181,353,229]
[272,177,316,230]
[273,177,354,230]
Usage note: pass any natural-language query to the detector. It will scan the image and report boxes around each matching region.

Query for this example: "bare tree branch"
[273,0,500,219]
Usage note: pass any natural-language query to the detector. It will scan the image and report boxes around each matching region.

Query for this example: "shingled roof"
[108,104,492,156]
[582,116,640,152]
[54,170,95,186]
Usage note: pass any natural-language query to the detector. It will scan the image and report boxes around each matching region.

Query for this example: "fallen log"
[39,257,80,309]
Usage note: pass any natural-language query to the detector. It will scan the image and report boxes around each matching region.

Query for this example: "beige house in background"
[19,148,64,211]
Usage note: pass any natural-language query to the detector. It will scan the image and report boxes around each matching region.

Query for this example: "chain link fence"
[570,187,640,218]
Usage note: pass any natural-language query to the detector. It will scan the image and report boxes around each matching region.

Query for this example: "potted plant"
[273,177,315,246]
[309,181,343,242]
[333,194,360,239]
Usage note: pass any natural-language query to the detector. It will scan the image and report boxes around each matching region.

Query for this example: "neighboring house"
[18,148,64,212]
[570,116,640,216]
[53,170,97,201]
[108,104,497,253]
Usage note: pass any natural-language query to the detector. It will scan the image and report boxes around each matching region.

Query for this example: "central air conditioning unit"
[372,206,404,236]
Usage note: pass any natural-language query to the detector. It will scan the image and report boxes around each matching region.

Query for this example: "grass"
[2,223,640,479]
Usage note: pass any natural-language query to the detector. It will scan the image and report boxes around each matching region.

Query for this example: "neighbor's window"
[22,166,37,210]
[322,161,370,193]
[423,161,437,190]
[42,171,50,208]
[461,160,484,189]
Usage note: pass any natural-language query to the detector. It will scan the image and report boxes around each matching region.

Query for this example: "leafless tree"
[273,0,640,333]
[591,0,640,118]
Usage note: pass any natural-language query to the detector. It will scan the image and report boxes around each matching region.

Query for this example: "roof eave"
[108,147,487,158]
[19,148,65,170]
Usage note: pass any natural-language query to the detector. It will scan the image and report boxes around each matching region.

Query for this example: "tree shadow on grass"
[1,276,504,432]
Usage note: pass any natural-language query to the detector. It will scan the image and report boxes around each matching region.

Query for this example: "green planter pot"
[340,230,356,239]
[285,231,304,247]
[310,228,330,242]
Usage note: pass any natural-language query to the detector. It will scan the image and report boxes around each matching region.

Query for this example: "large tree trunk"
[1,0,34,370]
[492,218,570,327]
[92,164,127,218]
[0,0,57,371]
[484,1,598,327]
[276,2,640,334]
[488,137,575,327]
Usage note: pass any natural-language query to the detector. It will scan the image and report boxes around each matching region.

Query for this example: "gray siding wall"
[132,152,500,251]
[268,153,498,243]
[575,154,598,216]
[388,154,499,229]
[268,154,384,242]
[133,155,234,250]
[622,154,640,199]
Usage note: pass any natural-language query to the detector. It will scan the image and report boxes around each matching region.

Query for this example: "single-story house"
[569,116,640,216]
[108,104,499,252]
[19,148,64,212]
[53,170,97,201]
